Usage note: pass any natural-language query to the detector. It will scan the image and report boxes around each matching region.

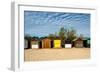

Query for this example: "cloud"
[24,11,90,37]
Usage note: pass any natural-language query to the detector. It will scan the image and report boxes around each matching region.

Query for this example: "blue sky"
[24,11,90,37]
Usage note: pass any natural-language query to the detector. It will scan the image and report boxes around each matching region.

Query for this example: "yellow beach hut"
[54,40,61,48]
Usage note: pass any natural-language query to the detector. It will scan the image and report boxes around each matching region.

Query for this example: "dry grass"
[24,48,90,61]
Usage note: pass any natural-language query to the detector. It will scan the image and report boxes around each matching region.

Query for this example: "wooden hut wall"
[74,40,83,48]
[28,41,31,48]
[39,41,42,48]
[42,38,51,48]
[83,39,90,48]
[51,40,54,48]
[74,38,84,48]
[83,40,87,47]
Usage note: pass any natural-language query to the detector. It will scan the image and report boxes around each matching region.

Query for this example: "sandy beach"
[24,48,90,61]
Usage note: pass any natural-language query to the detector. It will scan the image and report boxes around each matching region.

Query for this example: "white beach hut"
[64,39,72,48]
[30,39,39,49]
[24,39,28,49]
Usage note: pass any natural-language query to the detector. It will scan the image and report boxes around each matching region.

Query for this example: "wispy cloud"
[24,11,90,37]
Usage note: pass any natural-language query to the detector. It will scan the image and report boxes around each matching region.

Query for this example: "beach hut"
[73,38,83,48]
[83,38,90,48]
[39,41,42,48]
[54,39,61,48]
[87,38,90,48]
[24,39,28,49]
[24,39,31,49]
[64,39,72,48]
[30,39,39,49]
[42,38,51,48]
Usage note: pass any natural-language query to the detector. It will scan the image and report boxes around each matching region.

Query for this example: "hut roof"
[65,39,72,44]
[83,37,90,40]
[73,37,83,41]
[31,38,39,41]
[41,37,51,41]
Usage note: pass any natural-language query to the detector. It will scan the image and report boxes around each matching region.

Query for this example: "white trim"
[65,44,72,48]
[31,45,39,49]
[11,2,19,71]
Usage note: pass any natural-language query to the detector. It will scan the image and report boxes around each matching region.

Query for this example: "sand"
[24,48,90,61]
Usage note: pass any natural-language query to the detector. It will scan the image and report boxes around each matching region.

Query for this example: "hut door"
[76,41,83,48]
[44,42,47,48]
[43,41,50,48]
[42,39,51,48]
